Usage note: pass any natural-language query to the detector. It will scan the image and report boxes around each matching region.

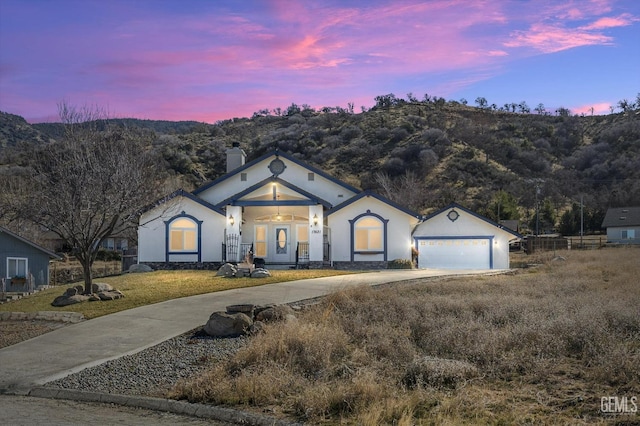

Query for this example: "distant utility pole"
[535,184,540,236]
[580,195,584,248]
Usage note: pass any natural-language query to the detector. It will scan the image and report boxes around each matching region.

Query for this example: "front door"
[273,225,291,262]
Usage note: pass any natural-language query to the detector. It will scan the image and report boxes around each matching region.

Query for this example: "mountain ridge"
[1,100,638,235]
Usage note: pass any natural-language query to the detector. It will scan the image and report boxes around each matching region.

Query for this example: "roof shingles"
[601,207,640,228]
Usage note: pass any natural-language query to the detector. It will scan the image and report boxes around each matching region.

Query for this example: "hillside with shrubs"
[1,94,639,236]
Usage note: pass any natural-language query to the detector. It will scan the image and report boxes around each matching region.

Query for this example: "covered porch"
[222,203,330,269]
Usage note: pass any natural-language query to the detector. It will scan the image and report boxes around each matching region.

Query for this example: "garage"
[412,203,522,270]
[416,237,492,269]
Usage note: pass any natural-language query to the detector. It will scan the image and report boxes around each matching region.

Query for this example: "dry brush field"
[171,248,640,425]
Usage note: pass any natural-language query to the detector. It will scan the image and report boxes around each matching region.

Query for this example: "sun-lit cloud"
[573,102,613,115]
[504,23,614,53]
[503,2,636,54]
[547,0,613,20]
[582,13,639,29]
[0,0,638,123]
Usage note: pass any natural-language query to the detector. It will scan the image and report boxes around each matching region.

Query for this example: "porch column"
[308,205,323,262]
[226,205,242,262]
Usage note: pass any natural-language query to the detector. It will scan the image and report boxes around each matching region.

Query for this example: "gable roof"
[193,149,361,196]
[214,176,333,209]
[326,190,421,218]
[141,189,225,216]
[601,206,640,228]
[421,202,523,239]
[0,226,61,259]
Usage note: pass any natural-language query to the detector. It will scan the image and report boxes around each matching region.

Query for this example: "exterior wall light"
[229,215,235,226]
[313,214,319,226]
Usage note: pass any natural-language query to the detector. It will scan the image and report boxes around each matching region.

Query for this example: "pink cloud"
[505,23,613,53]
[502,1,635,54]
[65,0,515,103]
[2,0,637,123]
[548,0,613,20]
[573,102,613,115]
[219,0,512,76]
[582,13,638,29]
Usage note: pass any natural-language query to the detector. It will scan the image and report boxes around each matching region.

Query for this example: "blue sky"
[0,0,638,123]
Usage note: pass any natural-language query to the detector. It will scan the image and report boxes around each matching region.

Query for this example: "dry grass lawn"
[171,248,640,425]
[0,269,356,319]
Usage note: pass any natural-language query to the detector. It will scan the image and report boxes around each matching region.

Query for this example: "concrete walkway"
[0,269,497,395]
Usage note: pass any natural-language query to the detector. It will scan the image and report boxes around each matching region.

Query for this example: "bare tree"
[14,103,167,294]
[374,171,430,212]
[0,170,28,221]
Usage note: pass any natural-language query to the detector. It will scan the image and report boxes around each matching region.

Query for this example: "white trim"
[7,257,28,279]
[354,216,384,251]
[169,217,198,252]
[254,224,268,257]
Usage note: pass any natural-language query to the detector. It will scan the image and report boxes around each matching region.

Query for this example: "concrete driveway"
[0,268,497,395]
[0,269,506,424]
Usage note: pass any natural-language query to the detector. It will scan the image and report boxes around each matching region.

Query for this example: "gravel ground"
[0,320,69,349]
[46,327,248,397]
[0,320,247,397]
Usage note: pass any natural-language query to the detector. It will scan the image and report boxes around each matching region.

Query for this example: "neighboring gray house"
[0,226,60,292]
[601,207,640,244]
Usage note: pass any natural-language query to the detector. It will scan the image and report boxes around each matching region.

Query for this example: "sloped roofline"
[193,149,361,195]
[601,206,640,228]
[422,202,523,239]
[214,176,333,209]
[326,190,421,218]
[141,189,225,216]
[0,226,61,259]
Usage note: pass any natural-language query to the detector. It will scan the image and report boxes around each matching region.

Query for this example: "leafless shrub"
[228,321,351,379]
[171,248,640,423]
[403,356,479,389]
[290,370,388,421]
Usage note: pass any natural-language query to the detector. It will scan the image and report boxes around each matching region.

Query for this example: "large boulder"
[226,304,255,316]
[255,304,295,322]
[64,287,78,297]
[248,320,266,335]
[64,285,85,297]
[53,284,123,307]
[91,282,113,293]
[204,311,253,337]
[128,264,153,273]
[52,294,90,307]
[216,263,237,278]
[251,268,271,278]
[97,290,125,301]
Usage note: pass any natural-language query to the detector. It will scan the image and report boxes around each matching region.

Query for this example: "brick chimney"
[226,142,246,173]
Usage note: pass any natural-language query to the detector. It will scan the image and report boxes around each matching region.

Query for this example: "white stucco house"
[138,144,523,271]
[138,144,421,269]
[413,203,522,270]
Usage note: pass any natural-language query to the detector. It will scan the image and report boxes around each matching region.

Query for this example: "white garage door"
[417,238,491,269]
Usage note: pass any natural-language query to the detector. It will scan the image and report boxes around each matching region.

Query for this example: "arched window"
[354,216,383,251]
[169,217,197,251]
